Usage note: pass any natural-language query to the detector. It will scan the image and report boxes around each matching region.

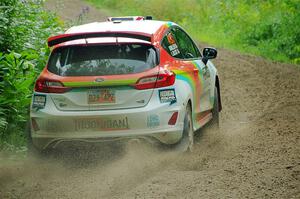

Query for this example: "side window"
[161,32,184,59]
[172,28,201,59]
[48,48,69,74]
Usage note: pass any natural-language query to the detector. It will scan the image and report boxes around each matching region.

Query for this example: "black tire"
[209,86,220,128]
[173,105,194,152]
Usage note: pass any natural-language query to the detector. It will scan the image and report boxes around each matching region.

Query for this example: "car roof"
[65,20,173,35]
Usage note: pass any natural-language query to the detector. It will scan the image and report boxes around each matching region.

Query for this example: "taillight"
[34,78,71,93]
[134,71,175,90]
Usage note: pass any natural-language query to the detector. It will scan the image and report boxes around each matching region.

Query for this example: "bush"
[0,0,63,150]
[0,0,63,53]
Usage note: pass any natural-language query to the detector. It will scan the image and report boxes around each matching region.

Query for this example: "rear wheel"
[26,121,47,158]
[173,105,194,152]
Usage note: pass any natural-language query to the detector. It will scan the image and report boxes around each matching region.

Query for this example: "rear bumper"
[30,91,186,150]
[31,128,183,150]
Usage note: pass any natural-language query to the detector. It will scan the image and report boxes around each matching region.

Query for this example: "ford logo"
[95,78,104,83]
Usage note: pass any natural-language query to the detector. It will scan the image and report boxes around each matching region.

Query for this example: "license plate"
[88,89,116,104]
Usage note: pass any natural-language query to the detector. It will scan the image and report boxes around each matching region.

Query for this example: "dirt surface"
[0,0,299,198]
[44,0,109,24]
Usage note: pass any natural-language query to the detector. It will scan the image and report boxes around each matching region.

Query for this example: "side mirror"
[202,47,217,64]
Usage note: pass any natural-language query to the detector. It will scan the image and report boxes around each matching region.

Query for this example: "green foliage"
[0,0,63,150]
[0,51,38,148]
[0,0,63,53]
[87,0,300,64]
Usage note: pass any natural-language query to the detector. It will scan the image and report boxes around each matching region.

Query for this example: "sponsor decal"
[168,44,180,56]
[32,94,46,109]
[166,33,180,56]
[168,43,178,51]
[147,114,160,128]
[74,117,129,131]
[167,33,176,44]
[170,49,180,56]
[159,89,177,104]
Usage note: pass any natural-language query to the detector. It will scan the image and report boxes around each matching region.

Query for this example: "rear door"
[47,42,159,111]
[170,27,211,112]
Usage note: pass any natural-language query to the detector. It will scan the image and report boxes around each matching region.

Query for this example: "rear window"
[47,44,157,76]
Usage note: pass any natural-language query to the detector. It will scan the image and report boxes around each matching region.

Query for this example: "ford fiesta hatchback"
[29,16,222,153]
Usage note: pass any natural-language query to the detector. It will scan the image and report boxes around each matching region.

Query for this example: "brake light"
[34,78,71,93]
[134,71,175,90]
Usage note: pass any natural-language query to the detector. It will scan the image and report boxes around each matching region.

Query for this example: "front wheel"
[209,86,220,128]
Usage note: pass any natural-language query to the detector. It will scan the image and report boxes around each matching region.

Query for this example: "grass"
[86,0,300,65]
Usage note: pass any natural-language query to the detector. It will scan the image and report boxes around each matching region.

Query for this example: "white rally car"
[29,16,221,153]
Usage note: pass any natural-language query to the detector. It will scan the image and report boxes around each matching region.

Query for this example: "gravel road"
[0,0,299,198]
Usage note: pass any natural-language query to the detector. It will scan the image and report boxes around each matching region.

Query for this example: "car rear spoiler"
[47,32,152,47]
